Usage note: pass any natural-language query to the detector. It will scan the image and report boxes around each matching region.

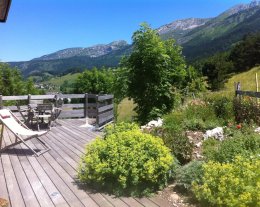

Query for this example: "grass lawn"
[224,66,260,92]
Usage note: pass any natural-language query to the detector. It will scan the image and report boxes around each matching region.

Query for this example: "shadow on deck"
[0,119,172,207]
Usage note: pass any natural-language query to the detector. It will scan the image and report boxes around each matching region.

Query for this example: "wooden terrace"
[0,119,172,207]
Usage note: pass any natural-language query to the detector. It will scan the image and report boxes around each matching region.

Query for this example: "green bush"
[184,104,222,131]
[162,132,193,165]
[192,156,260,207]
[205,94,234,123]
[103,122,140,138]
[202,131,260,163]
[175,160,204,191]
[78,130,175,196]
[233,97,260,125]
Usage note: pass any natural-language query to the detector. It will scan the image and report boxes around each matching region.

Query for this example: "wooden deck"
[0,119,172,207]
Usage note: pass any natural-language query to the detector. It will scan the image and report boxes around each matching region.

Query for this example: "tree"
[201,52,233,90]
[229,33,260,72]
[74,67,114,94]
[124,23,188,124]
[0,63,40,95]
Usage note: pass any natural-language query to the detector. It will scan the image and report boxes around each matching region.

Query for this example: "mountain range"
[8,0,260,77]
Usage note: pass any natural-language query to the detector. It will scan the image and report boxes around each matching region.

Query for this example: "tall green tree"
[201,52,233,90]
[124,23,188,124]
[74,67,114,94]
[229,33,260,72]
[0,63,40,95]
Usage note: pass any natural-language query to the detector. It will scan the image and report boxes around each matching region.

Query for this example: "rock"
[203,127,224,141]
[195,142,202,148]
[147,118,163,127]
[254,127,260,133]
[170,193,180,201]
[141,118,163,131]
[187,135,193,140]
[0,198,8,207]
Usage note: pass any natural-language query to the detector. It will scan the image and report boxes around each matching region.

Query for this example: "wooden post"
[0,124,4,150]
[256,73,259,104]
[96,95,99,128]
[28,94,31,104]
[84,93,88,118]
[236,82,241,99]
[0,94,2,109]
[256,73,259,92]
[54,94,58,107]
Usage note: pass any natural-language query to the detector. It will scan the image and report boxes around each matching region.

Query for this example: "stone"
[141,118,163,131]
[195,141,202,148]
[0,198,8,207]
[170,193,180,201]
[203,127,224,141]
[254,127,260,133]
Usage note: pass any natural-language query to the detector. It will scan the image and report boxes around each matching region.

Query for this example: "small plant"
[202,131,260,163]
[175,160,204,192]
[192,155,260,207]
[205,95,234,122]
[233,97,260,125]
[78,129,175,196]
[162,132,193,164]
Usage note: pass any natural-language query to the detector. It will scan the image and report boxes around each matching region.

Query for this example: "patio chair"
[0,109,50,156]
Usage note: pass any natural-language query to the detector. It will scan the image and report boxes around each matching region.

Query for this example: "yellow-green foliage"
[103,122,139,138]
[192,156,260,207]
[78,129,174,196]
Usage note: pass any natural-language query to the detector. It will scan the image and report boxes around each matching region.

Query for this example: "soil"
[158,130,205,207]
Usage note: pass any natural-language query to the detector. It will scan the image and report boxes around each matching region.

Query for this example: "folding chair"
[0,109,50,156]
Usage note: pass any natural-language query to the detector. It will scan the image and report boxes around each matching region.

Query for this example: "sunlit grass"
[224,66,260,92]
[116,98,136,122]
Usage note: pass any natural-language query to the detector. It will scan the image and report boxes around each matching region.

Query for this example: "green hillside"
[43,73,80,92]
[224,66,260,92]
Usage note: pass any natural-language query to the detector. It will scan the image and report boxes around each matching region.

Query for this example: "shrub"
[183,104,221,130]
[192,156,260,207]
[202,131,260,163]
[78,130,175,196]
[233,96,260,125]
[175,160,204,191]
[162,132,193,165]
[103,122,140,138]
[205,94,234,123]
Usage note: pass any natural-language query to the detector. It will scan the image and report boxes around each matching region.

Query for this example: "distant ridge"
[33,40,129,61]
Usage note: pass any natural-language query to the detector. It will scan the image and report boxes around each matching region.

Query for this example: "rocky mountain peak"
[33,40,129,61]
[157,18,210,35]
[221,0,260,17]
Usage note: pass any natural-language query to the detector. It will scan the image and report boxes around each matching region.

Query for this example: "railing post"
[84,93,88,118]
[28,94,31,104]
[96,95,99,128]
[54,94,58,107]
[0,94,3,109]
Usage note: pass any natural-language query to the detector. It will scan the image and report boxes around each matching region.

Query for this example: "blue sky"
[0,0,252,62]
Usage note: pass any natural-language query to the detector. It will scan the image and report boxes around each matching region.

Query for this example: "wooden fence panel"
[0,93,114,129]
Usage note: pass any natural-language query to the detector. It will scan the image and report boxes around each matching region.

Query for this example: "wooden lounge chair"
[0,109,50,156]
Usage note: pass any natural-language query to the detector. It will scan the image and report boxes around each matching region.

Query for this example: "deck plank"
[17,148,55,207]
[136,198,159,207]
[1,130,26,207]
[9,154,40,207]
[0,119,172,207]
[0,157,10,204]
[29,139,85,207]
[19,144,70,207]
[1,154,26,207]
